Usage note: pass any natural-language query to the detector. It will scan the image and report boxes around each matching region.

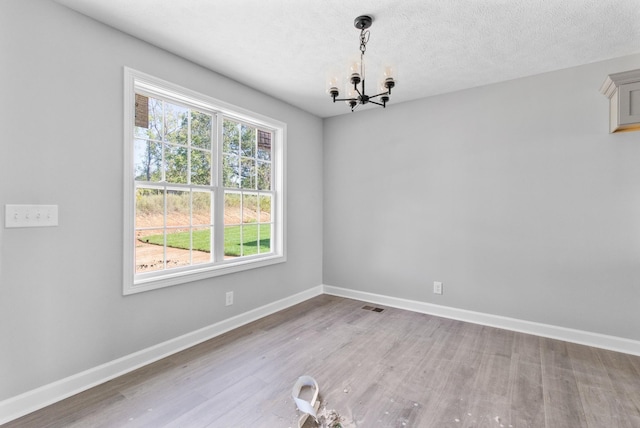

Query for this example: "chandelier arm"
[369,91,390,99]
[368,100,386,107]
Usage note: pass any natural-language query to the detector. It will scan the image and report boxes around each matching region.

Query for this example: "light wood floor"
[5,295,640,427]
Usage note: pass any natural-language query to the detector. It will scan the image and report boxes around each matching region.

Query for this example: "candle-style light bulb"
[326,75,340,100]
[349,61,361,85]
[383,65,396,93]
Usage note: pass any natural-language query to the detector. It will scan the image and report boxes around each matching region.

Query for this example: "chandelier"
[327,15,396,112]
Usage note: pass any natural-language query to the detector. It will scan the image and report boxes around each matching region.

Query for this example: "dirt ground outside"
[135,241,212,273]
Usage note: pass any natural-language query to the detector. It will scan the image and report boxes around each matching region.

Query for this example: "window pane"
[242,193,258,224]
[166,227,191,269]
[191,149,211,185]
[135,96,163,141]
[257,130,271,161]
[165,144,188,184]
[164,102,189,144]
[223,154,239,187]
[224,225,241,258]
[242,224,259,256]
[259,194,271,222]
[166,190,189,227]
[134,140,162,182]
[257,161,271,191]
[259,224,272,254]
[224,191,241,225]
[136,188,164,228]
[192,226,212,265]
[241,158,256,189]
[192,191,211,226]
[136,228,164,273]
[223,119,239,153]
[240,124,256,157]
[191,110,212,149]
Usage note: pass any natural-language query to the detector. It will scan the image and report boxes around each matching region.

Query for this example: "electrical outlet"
[225,291,234,306]
[433,281,443,295]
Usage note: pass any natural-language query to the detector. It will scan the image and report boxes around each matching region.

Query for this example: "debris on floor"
[315,403,356,428]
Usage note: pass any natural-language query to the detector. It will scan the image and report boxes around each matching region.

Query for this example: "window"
[123,68,285,294]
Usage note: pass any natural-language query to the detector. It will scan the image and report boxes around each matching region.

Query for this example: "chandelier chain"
[359,29,370,55]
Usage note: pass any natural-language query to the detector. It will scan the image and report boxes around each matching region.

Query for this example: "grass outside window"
[141,225,272,257]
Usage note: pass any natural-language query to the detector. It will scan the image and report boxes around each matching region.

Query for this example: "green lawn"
[141,224,271,257]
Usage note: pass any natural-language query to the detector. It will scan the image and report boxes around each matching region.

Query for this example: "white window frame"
[123,67,286,295]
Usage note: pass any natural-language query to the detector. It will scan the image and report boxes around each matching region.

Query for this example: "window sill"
[124,254,286,295]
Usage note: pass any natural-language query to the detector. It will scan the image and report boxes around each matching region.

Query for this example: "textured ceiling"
[54,0,640,118]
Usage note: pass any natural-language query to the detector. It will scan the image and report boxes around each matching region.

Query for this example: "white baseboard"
[322,284,640,357]
[0,285,323,425]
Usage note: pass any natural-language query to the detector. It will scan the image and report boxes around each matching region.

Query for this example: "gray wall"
[324,54,640,342]
[0,0,323,400]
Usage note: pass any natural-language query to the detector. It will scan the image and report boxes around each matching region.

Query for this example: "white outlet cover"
[433,281,443,295]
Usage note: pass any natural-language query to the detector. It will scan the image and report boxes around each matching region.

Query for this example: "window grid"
[222,118,274,259]
[132,94,217,275]
[135,94,216,274]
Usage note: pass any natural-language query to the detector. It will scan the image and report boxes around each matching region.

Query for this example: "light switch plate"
[5,205,58,228]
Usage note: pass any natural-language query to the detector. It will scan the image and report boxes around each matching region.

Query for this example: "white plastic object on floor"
[292,375,320,427]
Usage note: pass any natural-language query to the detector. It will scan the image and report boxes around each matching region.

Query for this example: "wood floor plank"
[576,383,638,428]
[595,348,640,416]
[5,295,640,427]
[506,355,545,427]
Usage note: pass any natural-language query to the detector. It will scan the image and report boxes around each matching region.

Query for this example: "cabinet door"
[620,81,640,125]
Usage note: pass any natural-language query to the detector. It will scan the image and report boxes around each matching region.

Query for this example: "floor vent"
[362,305,384,312]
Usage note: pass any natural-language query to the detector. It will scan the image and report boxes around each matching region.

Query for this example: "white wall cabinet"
[600,68,640,133]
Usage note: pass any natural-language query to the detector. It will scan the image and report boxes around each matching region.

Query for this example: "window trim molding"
[123,67,286,295]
